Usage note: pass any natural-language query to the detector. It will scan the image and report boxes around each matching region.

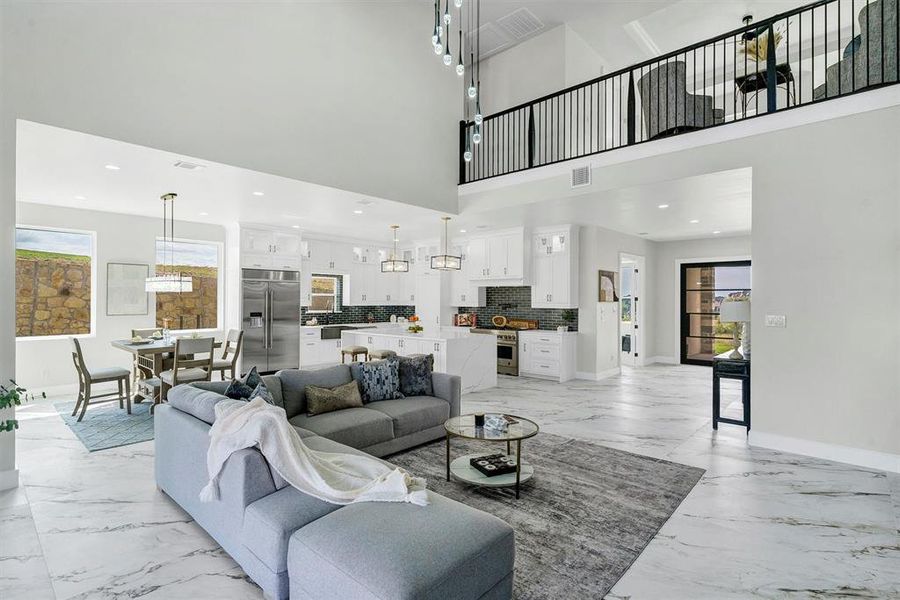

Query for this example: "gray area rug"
[55,400,154,452]
[390,433,704,599]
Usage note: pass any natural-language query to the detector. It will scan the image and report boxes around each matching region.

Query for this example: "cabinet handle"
[504,267,507,275]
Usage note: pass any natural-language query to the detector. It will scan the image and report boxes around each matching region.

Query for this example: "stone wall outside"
[16,254,91,337]
[155,265,218,330]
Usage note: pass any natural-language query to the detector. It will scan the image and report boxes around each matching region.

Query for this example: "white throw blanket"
[200,398,428,506]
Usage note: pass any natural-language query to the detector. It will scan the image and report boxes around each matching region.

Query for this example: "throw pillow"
[306,381,364,416]
[248,380,276,406]
[225,367,261,400]
[398,354,434,397]
[359,357,404,403]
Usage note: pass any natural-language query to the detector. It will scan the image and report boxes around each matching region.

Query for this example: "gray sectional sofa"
[155,364,515,600]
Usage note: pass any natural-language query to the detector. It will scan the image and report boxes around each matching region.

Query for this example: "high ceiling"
[17,120,749,243]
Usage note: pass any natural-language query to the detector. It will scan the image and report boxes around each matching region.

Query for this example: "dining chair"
[158,337,215,411]
[70,338,132,422]
[210,329,243,381]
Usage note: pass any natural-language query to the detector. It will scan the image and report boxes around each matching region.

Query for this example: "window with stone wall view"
[15,227,93,338]
[155,239,220,330]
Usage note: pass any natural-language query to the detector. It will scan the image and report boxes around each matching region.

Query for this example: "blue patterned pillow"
[398,354,434,396]
[359,358,404,403]
[248,380,276,406]
[225,366,261,399]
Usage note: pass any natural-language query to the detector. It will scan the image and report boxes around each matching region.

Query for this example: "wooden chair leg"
[124,378,132,415]
[117,380,124,409]
[72,378,84,416]
[78,382,91,422]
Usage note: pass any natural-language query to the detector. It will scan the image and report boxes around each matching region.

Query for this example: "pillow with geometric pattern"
[224,366,261,400]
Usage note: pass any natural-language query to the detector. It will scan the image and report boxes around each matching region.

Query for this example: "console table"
[712,354,750,431]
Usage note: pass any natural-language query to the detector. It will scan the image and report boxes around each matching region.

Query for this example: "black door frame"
[680,260,751,366]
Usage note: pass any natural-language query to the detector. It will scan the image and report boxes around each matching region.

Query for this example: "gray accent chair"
[813,0,898,100]
[155,364,513,600]
[638,61,725,140]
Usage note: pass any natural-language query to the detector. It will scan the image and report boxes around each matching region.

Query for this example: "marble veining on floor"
[2,365,898,599]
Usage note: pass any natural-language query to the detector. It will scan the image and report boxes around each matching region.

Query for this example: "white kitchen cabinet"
[347,262,375,305]
[306,239,352,272]
[415,271,453,327]
[448,241,485,307]
[241,227,302,270]
[518,330,577,382]
[468,228,527,282]
[531,225,579,308]
[352,244,374,265]
[300,270,312,307]
[299,328,344,368]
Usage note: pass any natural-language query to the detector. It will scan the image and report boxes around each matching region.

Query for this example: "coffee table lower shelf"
[449,454,534,490]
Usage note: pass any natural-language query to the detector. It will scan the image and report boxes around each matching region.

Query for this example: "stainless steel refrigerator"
[242,269,301,373]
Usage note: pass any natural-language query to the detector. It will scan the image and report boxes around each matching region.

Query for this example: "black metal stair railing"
[459,0,899,185]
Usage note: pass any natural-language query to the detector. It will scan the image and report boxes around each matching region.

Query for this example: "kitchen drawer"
[301,329,320,340]
[528,358,560,376]
[530,343,559,361]
[523,333,560,345]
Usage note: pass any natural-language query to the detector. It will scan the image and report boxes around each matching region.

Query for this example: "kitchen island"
[342,326,497,393]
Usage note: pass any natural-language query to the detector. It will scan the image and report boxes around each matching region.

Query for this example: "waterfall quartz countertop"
[341,325,497,392]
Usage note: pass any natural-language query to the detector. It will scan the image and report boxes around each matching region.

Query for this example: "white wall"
[577,226,654,377]
[0,2,459,214]
[651,235,752,363]
[14,203,227,390]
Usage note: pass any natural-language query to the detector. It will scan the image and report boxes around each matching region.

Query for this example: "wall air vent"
[470,22,512,58]
[497,8,544,40]
[174,160,205,171]
[571,165,592,188]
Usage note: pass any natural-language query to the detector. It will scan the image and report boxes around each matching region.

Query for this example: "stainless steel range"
[471,328,519,376]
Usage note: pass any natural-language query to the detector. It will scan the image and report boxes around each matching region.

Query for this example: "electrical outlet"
[765,314,786,328]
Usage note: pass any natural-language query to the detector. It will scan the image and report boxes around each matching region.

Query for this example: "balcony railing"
[459,0,899,184]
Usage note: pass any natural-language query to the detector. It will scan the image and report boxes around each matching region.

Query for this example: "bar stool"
[341,346,368,363]
[368,349,397,361]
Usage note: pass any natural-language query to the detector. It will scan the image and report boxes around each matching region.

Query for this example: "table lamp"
[719,299,751,359]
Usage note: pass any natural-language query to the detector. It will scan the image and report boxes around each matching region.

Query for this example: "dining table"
[111,337,222,402]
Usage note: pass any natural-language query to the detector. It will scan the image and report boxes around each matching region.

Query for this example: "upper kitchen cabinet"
[448,241,486,307]
[531,225,579,308]
[241,226,302,270]
[305,238,352,273]
[468,227,528,284]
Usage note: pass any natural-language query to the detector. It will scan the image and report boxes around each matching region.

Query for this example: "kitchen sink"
[320,325,373,340]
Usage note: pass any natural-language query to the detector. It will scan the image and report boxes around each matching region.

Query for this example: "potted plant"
[558,310,576,332]
[1,380,44,433]
[407,315,423,334]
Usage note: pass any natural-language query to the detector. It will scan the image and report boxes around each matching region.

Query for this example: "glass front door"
[680,261,751,365]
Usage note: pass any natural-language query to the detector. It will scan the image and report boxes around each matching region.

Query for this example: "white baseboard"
[749,431,900,474]
[648,356,677,365]
[0,468,19,491]
[575,368,621,381]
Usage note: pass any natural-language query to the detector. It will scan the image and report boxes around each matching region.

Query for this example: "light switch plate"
[765,314,786,328]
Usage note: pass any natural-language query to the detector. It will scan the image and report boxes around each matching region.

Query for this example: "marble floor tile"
[3,365,899,599]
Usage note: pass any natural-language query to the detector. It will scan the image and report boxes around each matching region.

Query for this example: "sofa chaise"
[155,364,515,600]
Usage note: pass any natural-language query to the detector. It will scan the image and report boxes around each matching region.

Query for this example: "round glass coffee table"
[444,414,539,499]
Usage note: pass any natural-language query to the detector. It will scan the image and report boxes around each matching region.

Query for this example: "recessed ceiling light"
[658,204,669,209]
[291,225,301,229]
[459,229,467,233]
[252,191,264,196]
[353,210,364,215]
[357,199,375,206]
[689,219,700,224]
[712,230,721,234]
[74,195,86,200]
[199,211,209,216]
[105,164,120,170]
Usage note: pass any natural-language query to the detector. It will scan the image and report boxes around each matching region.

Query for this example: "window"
[309,275,339,313]
[15,226,95,338]
[680,261,751,365]
[155,239,221,330]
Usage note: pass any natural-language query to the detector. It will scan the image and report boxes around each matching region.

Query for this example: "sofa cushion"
[306,381,363,416]
[287,493,515,600]
[356,358,404,403]
[241,485,342,574]
[397,354,434,397]
[224,366,262,399]
[365,397,450,438]
[249,380,277,406]
[289,408,394,449]
[192,375,284,409]
[277,366,353,419]
[167,385,231,424]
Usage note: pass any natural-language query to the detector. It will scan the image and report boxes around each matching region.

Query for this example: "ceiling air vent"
[497,8,544,40]
[174,160,205,171]
[470,23,512,58]
[571,165,592,188]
